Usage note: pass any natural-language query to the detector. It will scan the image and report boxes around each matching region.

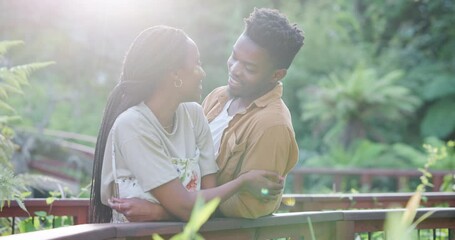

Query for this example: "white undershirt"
[209,99,234,157]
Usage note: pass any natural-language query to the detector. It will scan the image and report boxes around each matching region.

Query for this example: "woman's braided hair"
[244,8,304,69]
[89,25,188,223]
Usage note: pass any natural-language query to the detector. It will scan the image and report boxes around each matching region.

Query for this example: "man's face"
[227,34,277,100]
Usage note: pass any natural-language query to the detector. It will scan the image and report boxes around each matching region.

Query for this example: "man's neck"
[227,82,278,115]
[227,97,249,116]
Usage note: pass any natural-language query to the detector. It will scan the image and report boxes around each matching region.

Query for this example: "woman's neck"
[144,93,179,130]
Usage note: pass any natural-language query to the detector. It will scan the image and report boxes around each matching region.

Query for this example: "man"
[202,8,303,218]
[109,7,303,220]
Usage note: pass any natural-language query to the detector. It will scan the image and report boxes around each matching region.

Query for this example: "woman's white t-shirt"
[100,102,218,211]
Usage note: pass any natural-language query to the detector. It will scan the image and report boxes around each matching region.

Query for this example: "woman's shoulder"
[179,102,206,124]
[181,102,203,113]
[116,106,142,123]
[113,105,152,133]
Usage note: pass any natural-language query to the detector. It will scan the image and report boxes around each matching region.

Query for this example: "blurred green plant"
[0,40,53,211]
[302,138,454,193]
[304,140,427,170]
[383,142,449,240]
[358,0,455,140]
[305,142,452,239]
[16,211,72,234]
[300,65,420,149]
[0,211,73,236]
[153,196,220,240]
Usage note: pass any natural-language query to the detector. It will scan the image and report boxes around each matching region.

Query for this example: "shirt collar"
[215,82,283,110]
[251,82,283,108]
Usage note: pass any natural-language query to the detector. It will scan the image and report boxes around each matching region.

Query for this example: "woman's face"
[178,38,206,102]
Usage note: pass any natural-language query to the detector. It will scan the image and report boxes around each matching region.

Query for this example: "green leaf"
[46,197,56,205]
[188,197,220,231]
[307,217,317,240]
[0,115,22,124]
[0,82,24,96]
[152,233,165,240]
[33,216,41,230]
[178,196,220,240]
[0,40,24,56]
[0,100,15,112]
[420,97,455,138]
[34,211,48,217]
[16,199,29,214]
[18,218,35,233]
[422,75,455,101]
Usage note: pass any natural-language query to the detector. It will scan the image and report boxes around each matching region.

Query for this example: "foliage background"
[1,0,454,193]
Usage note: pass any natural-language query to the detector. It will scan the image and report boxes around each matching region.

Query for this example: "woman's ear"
[169,70,181,82]
[170,71,178,79]
[173,68,186,79]
[271,69,287,83]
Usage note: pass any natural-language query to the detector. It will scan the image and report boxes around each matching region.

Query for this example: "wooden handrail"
[1,208,454,240]
[19,128,97,145]
[17,128,96,157]
[290,167,455,192]
[280,192,455,212]
[41,129,97,144]
[28,160,80,183]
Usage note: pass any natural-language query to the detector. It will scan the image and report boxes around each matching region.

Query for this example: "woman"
[89,26,283,223]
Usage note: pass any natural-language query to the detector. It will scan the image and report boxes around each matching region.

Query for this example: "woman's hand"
[239,170,284,201]
[108,197,174,222]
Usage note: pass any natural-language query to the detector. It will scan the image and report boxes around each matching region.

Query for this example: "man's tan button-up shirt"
[202,82,298,218]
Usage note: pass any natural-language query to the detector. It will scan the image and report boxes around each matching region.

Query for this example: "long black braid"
[89,26,189,223]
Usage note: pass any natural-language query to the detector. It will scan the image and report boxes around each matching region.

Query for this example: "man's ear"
[271,69,287,83]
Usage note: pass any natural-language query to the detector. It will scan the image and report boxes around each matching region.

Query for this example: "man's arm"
[219,125,298,219]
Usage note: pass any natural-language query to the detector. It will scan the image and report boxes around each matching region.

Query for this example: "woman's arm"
[201,173,217,189]
[151,170,282,221]
[110,170,282,222]
[110,173,219,222]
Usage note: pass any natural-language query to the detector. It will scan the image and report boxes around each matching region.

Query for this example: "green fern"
[0,62,54,113]
[0,41,23,56]
[0,40,53,211]
[300,65,421,147]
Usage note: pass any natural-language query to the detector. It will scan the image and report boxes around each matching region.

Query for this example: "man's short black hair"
[244,8,304,69]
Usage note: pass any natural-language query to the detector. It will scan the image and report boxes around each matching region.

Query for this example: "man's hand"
[239,170,284,202]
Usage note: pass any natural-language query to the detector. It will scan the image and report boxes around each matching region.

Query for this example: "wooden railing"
[280,192,455,212]
[1,192,454,235]
[1,208,454,240]
[0,199,90,227]
[17,129,95,192]
[0,199,89,235]
[2,192,454,226]
[290,167,455,193]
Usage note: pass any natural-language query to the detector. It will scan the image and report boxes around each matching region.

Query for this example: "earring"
[174,77,183,88]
